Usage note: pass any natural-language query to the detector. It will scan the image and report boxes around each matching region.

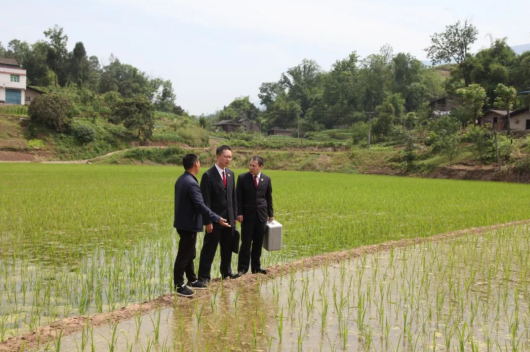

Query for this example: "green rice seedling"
[149,309,162,344]
[277,307,284,344]
[101,323,119,352]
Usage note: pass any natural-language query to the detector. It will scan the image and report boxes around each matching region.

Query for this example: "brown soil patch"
[0,151,35,162]
[1,219,529,352]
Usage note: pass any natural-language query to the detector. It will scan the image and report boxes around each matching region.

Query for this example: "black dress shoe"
[198,278,210,285]
[232,272,244,279]
[252,269,267,275]
[222,273,234,279]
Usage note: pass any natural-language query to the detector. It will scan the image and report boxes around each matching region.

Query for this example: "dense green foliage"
[0,26,182,114]
[27,92,74,131]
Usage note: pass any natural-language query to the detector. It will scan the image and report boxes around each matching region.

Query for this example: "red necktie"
[222,171,227,188]
[254,175,258,188]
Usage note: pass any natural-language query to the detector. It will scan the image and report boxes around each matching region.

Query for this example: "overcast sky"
[1,0,529,115]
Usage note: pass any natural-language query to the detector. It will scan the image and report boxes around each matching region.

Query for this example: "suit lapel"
[210,166,226,191]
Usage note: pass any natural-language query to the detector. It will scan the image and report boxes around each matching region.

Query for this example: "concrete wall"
[510,110,530,131]
[25,89,42,104]
[0,66,27,90]
[0,66,27,104]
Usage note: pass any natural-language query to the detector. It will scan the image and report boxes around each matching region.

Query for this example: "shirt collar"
[214,164,225,175]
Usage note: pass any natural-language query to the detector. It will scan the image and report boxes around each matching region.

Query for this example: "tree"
[264,94,301,129]
[456,84,487,126]
[321,52,361,127]
[391,53,426,111]
[154,80,177,112]
[425,20,478,85]
[280,59,323,119]
[493,84,517,134]
[258,82,284,108]
[470,38,517,105]
[427,116,461,160]
[44,25,69,86]
[69,42,90,88]
[28,93,74,132]
[219,96,259,121]
[111,96,155,140]
[99,56,154,99]
[373,93,405,138]
[359,46,394,111]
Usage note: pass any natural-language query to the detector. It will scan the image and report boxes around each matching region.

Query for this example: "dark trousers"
[238,217,266,273]
[198,226,233,280]
[173,229,198,288]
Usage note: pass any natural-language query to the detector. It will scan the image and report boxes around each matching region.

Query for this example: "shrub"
[28,93,74,132]
[427,116,461,160]
[71,123,96,144]
[351,122,369,145]
[111,96,155,141]
[463,126,496,163]
[28,139,45,150]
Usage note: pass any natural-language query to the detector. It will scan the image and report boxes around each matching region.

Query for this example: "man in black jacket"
[174,154,230,297]
[198,145,238,283]
[234,156,274,277]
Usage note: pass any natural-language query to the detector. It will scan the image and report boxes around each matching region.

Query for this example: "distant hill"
[512,44,530,55]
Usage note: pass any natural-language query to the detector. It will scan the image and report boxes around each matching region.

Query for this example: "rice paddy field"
[1,163,530,351]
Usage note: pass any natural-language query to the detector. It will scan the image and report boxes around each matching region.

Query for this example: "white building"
[0,58,27,105]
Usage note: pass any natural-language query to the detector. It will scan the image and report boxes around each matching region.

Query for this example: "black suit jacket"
[201,166,237,228]
[173,171,220,232]
[236,172,273,223]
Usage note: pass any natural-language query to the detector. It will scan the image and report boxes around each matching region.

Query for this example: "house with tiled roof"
[0,58,27,105]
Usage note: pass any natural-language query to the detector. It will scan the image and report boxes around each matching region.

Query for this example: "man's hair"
[216,145,232,156]
[183,154,198,170]
[250,155,264,166]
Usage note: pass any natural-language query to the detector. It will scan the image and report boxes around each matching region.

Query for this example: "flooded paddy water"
[29,224,530,352]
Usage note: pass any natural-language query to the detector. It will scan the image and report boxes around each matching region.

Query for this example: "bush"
[28,93,74,132]
[463,126,496,163]
[28,139,45,150]
[111,96,155,141]
[71,123,96,144]
[427,116,461,160]
[351,122,369,145]
[124,147,184,164]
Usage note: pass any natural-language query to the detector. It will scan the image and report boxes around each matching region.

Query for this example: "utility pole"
[366,112,374,150]
[493,129,501,172]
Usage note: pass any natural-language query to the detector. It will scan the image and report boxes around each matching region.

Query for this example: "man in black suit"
[173,154,230,297]
[234,156,274,277]
[198,145,238,284]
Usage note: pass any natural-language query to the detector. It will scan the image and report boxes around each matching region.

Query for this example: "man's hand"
[268,217,274,222]
[205,224,214,233]
[218,218,231,228]
[237,215,243,223]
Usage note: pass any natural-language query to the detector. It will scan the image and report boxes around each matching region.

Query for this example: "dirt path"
[1,219,529,351]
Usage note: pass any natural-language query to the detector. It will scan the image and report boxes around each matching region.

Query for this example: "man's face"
[216,149,232,169]
[248,160,262,176]
[194,160,201,173]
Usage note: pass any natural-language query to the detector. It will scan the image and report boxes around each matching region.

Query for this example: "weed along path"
[2,219,530,352]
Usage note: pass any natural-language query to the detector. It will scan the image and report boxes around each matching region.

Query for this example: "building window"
[10,75,20,82]
[493,117,498,124]
[526,120,530,130]
[26,96,31,102]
